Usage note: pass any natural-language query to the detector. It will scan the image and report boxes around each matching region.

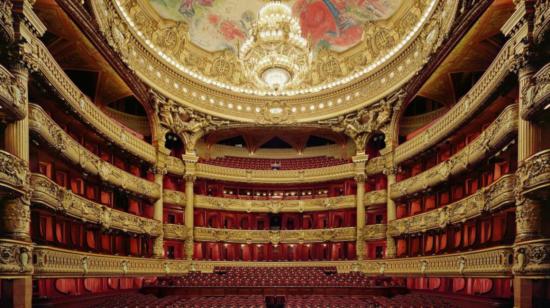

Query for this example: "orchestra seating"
[153,266,393,288]
[200,156,350,170]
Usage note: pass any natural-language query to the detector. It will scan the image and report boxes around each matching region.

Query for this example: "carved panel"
[363,224,387,241]
[364,190,387,206]
[521,63,550,120]
[513,239,550,277]
[163,189,186,206]
[0,65,26,120]
[0,239,33,275]
[0,150,29,194]
[515,149,550,198]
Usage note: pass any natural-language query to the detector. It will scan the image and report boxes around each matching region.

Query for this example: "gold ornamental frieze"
[0,239,33,276]
[362,245,513,277]
[28,104,160,199]
[534,0,550,43]
[391,104,518,199]
[388,174,515,237]
[521,62,550,120]
[163,224,191,241]
[364,190,387,206]
[91,0,457,123]
[0,150,29,195]
[363,224,387,241]
[30,174,162,237]
[513,239,550,277]
[33,245,190,277]
[193,227,356,244]
[0,65,26,120]
[194,195,355,213]
[195,162,355,184]
[163,189,186,206]
[515,149,550,198]
[394,35,521,164]
[21,34,156,163]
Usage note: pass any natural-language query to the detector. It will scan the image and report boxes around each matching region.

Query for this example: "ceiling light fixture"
[239,0,311,91]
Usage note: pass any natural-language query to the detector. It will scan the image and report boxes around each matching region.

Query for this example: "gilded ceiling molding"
[362,245,513,277]
[194,162,355,184]
[515,149,550,198]
[0,149,29,195]
[521,62,550,120]
[388,174,515,237]
[318,90,405,152]
[21,33,156,163]
[391,104,518,199]
[28,104,160,200]
[31,174,162,237]
[154,91,230,153]
[193,227,356,244]
[33,245,190,277]
[194,195,355,214]
[394,32,522,165]
[91,0,457,122]
[363,224,387,241]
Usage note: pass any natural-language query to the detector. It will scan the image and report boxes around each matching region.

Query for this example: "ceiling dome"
[94,0,458,122]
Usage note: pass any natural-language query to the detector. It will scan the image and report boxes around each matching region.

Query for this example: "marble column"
[184,174,195,260]
[152,166,166,258]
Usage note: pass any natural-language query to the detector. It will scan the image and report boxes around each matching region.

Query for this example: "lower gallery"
[0,0,549,307]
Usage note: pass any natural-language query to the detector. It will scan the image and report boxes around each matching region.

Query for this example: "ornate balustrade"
[363,224,387,241]
[362,245,513,277]
[521,62,550,120]
[166,156,185,175]
[195,163,355,184]
[23,33,156,163]
[516,149,550,197]
[30,174,162,236]
[193,227,356,244]
[30,244,514,277]
[163,189,186,206]
[391,104,518,199]
[0,150,29,195]
[194,195,355,213]
[0,64,26,120]
[388,175,515,237]
[163,224,190,241]
[364,190,387,206]
[394,33,519,164]
[365,156,385,175]
[33,245,189,277]
[29,104,160,199]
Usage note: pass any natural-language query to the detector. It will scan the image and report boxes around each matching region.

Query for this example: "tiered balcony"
[200,156,350,170]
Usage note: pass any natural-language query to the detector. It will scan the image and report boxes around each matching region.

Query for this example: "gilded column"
[183,154,198,261]
[1,64,31,242]
[515,63,543,243]
[385,166,397,258]
[353,154,368,260]
[152,164,167,258]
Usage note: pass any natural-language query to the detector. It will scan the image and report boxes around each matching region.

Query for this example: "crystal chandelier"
[239,0,311,91]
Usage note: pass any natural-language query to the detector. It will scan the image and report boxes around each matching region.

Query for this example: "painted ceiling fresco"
[148,0,403,52]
